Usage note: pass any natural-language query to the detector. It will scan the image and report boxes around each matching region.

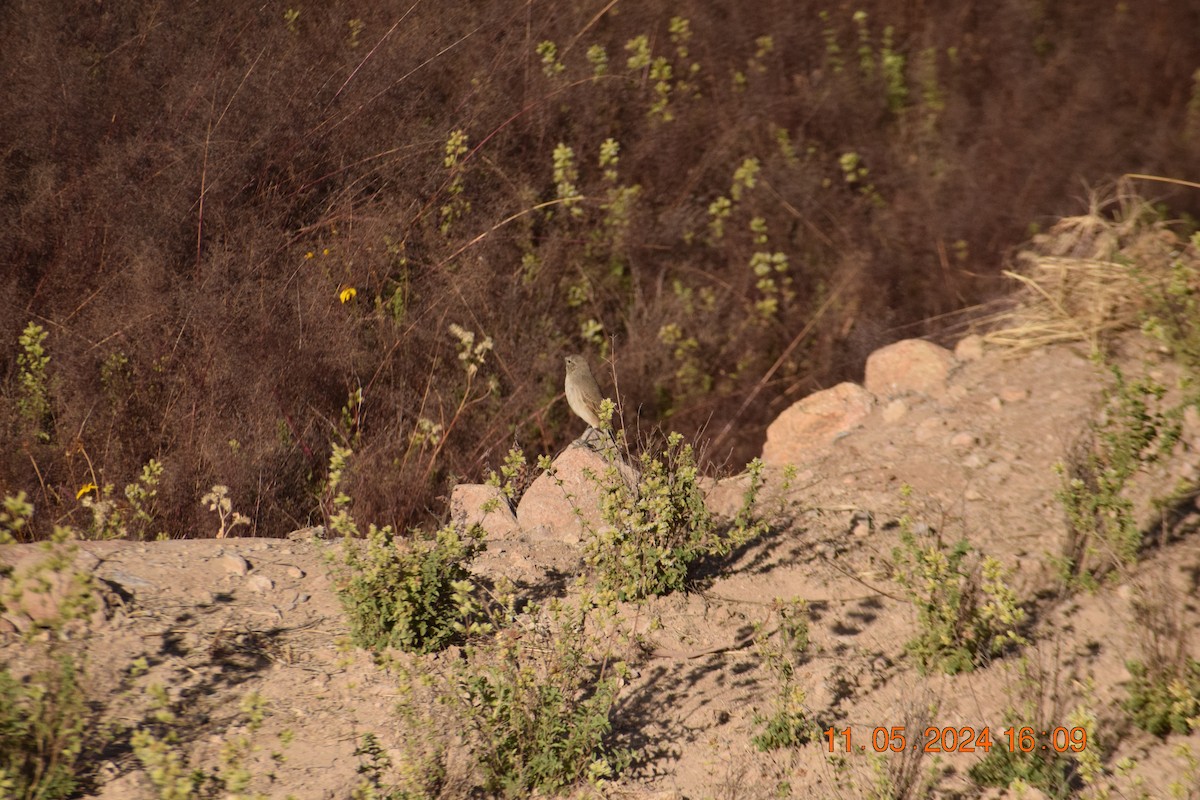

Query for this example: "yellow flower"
[339,287,357,304]
[304,251,314,259]
[76,483,98,499]
[322,248,331,256]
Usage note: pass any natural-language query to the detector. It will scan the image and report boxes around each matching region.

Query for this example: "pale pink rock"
[762,382,874,466]
[954,334,985,362]
[881,398,909,423]
[864,339,956,397]
[516,445,636,544]
[449,484,520,541]
[999,386,1030,403]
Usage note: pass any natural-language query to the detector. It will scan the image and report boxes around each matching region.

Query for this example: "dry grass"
[982,182,1195,354]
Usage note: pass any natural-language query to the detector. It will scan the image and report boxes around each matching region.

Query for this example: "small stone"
[220,554,249,576]
[881,398,909,423]
[914,417,945,443]
[964,487,983,501]
[999,387,1029,403]
[962,453,986,469]
[986,461,1012,479]
[954,334,985,362]
[950,431,977,448]
[851,521,871,538]
[987,395,1004,412]
[246,574,274,593]
[285,566,305,580]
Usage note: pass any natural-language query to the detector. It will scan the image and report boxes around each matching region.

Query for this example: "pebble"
[246,574,274,593]
[999,387,1029,403]
[950,431,977,448]
[954,335,984,361]
[219,553,249,576]
[985,461,1012,479]
[987,395,1004,412]
[285,565,305,579]
[882,399,909,423]
[914,417,945,443]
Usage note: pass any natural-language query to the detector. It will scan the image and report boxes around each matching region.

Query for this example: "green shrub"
[891,522,1026,674]
[751,599,814,751]
[337,522,488,654]
[968,658,1083,800]
[450,597,630,797]
[585,432,766,601]
[328,445,490,654]
[969,743,1075,800]
[1124,658,1200,736]
[0,655,87,800]
[1057,367,1184,589]
[16,322,52,442]
[1139,232,1200,371]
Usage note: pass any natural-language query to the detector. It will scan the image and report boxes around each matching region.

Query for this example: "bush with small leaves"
[337,522,489,654]
[892,521,1026,675]
[450,596,630,797]
[0,655,87,800]
[585,432,766,601]
[1124,657,1200,737]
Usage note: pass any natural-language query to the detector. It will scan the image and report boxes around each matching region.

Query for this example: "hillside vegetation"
[2,0,1199,538]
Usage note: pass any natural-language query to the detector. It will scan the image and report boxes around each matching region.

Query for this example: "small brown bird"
[564,354,605,431]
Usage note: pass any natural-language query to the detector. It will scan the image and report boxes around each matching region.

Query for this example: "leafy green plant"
[751,598,814,751]
[969,741,1076,800]
[337,521,488,654]
[1056,367,1183,589]
[891,520,1026,674]
[132,687,277,800]
[968,658,1082,800]
[584,431,764,601]
[1139,231,1200,371]
[77,458,165,540]
[449,595,630,797]
[0,655,87,800]
[0,492,34,544]
[1124,658,1200,736]
[331,438,488,653]
[16,322,52,442]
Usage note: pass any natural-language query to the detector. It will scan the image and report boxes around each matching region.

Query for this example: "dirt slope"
[3,331,1200,800]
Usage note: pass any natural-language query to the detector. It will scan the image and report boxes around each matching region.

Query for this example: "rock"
[101,569,156,592]
[987,395,1004,412]
[285,565,305,580]
[864,339,956,398]
[449,484,520,541]
[881,398,909,423]
[516,445,637,544]
[219,553,249,576]
[762,382,875,466]
[950,431,977,448]
[999,386,1029,403]
[246,574,274,593]
[913,416,946,444]
[954,334,985,361]
[702,473,753,518]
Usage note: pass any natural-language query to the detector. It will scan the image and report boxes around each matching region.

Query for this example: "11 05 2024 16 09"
[824,725,1088,754]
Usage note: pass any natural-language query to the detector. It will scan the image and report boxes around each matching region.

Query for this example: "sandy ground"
[3,332,1200,799]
